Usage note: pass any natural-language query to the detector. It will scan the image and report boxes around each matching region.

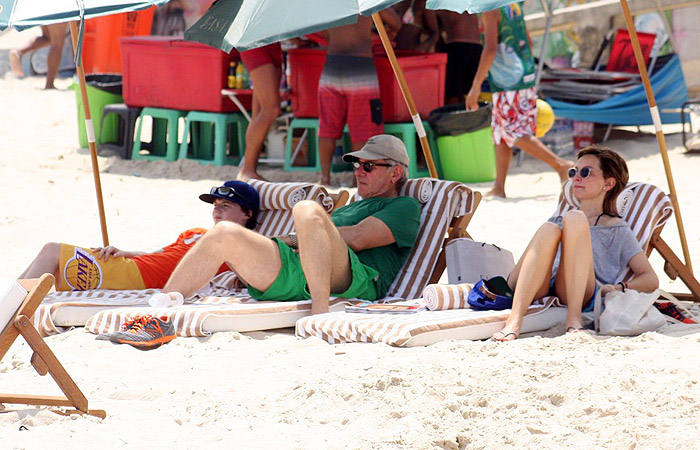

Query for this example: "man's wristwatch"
[288,232,298,249]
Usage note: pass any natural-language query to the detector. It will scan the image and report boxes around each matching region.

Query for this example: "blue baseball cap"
[199,180,260,215]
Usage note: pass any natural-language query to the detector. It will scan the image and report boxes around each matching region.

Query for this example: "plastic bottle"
[227,61,237,89]
[235,62,246,89]
[148,292,185,308]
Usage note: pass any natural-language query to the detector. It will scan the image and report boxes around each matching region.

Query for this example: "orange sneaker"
[110,315,176,350]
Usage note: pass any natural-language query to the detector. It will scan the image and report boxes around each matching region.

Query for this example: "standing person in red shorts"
[466,3,572,198]
[237,43,283,181]
[317,11,400,187]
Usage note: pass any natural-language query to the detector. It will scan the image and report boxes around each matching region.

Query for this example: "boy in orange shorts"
[19,181,260,291]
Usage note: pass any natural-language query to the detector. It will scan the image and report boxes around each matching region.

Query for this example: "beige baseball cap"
[342,134,409,167]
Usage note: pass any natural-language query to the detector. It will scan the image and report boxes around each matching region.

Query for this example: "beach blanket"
[296,297,564,347]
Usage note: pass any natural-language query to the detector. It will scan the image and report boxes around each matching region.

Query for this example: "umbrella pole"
[69,21,110,246]
[619,0,692,273]
[371,13,438,179]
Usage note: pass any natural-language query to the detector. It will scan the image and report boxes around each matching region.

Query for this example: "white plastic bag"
[594,288,666,336]
[445,238,515,285]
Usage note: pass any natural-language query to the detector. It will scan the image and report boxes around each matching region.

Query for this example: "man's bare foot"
[236,170,267,182]
[317,177,332,188]
[43,85,57,90]
[9,50,25,78]
[486,188,506,198]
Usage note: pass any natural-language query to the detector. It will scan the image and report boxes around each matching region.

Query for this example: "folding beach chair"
[555,180,700,302]
[295,180,698,346]
[30,180,339,337]
[0,275,105,418]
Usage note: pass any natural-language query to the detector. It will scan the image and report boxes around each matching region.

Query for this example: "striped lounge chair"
[295,181,678,347]
[75,178,480,338]
[30,180,337,337]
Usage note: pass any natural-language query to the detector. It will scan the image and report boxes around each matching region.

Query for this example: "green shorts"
[247,238,379,301]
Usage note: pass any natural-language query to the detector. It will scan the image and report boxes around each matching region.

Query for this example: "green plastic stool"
[132,107,187,162]
[179,111,248,166]
[384,121,440,179]
[284,118,351,172]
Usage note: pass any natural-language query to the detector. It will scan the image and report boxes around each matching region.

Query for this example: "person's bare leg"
[43,23,68,90]
[162,222,282,298]
[488,142,511,198]
[19,242,60,279]
[237,63,281,181]
[493,222,560,341]
[318,137,336,186]
[513,135,574,185]
[293,200,352,314]
[555,211,597,331]
[10,27,53,78]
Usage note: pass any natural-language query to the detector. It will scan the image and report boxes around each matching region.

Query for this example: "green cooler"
[73,74,123,148]
[428,103,495,183]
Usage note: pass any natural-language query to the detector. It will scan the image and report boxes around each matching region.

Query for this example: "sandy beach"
[1,72,700,449]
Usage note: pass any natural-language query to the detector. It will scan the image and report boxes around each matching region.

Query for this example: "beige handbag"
[594,288,666,336]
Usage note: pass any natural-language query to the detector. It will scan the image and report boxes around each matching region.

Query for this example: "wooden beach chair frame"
[0,274,105,418]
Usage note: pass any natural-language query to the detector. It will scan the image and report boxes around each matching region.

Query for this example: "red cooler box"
[287,48,446,123]
[120,37,251,112]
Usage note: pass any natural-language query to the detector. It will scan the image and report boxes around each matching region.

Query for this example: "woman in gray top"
[492,147,659,341]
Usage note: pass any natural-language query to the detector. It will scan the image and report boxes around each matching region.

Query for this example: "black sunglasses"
[352,161,393,173]
[568,167,595,179]
[211,186,246,201]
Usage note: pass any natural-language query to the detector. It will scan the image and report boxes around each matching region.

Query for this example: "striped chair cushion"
[296,297,563,347]
[32,181,335,337]
[387,178,477,300]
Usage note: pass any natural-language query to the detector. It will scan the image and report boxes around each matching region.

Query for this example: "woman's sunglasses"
[352,161,393,173]
[568,167,595,179]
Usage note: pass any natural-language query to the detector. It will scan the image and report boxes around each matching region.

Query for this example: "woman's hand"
[599,283,621,296]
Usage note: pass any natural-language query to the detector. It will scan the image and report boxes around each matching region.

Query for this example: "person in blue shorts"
[156,134,422,315]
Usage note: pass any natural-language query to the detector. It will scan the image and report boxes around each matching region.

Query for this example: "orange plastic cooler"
[81,9,155,74]
[287,48,446,123]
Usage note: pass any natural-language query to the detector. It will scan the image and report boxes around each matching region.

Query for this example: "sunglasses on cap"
[352,161,393,173]
[568,167,595,179]
[210,186,247,202]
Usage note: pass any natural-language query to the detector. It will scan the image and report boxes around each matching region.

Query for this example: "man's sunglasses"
[568,167,595,179]
[211,186,246,201]
[352,161,393,173]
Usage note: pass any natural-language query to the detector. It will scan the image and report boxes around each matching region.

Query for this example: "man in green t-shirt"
[156,134,421,314]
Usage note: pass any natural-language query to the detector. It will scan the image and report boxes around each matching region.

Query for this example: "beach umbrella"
[0,0,169,246]
[185,0,514,179]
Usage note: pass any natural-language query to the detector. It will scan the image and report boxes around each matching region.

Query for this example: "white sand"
[1,74,700,449]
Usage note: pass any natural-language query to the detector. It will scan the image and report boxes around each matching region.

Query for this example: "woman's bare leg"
[43,23,68,89]
[238,63,281,181]
[494,222,561,341]
[554,211,597,331]
[488,142,511,198]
